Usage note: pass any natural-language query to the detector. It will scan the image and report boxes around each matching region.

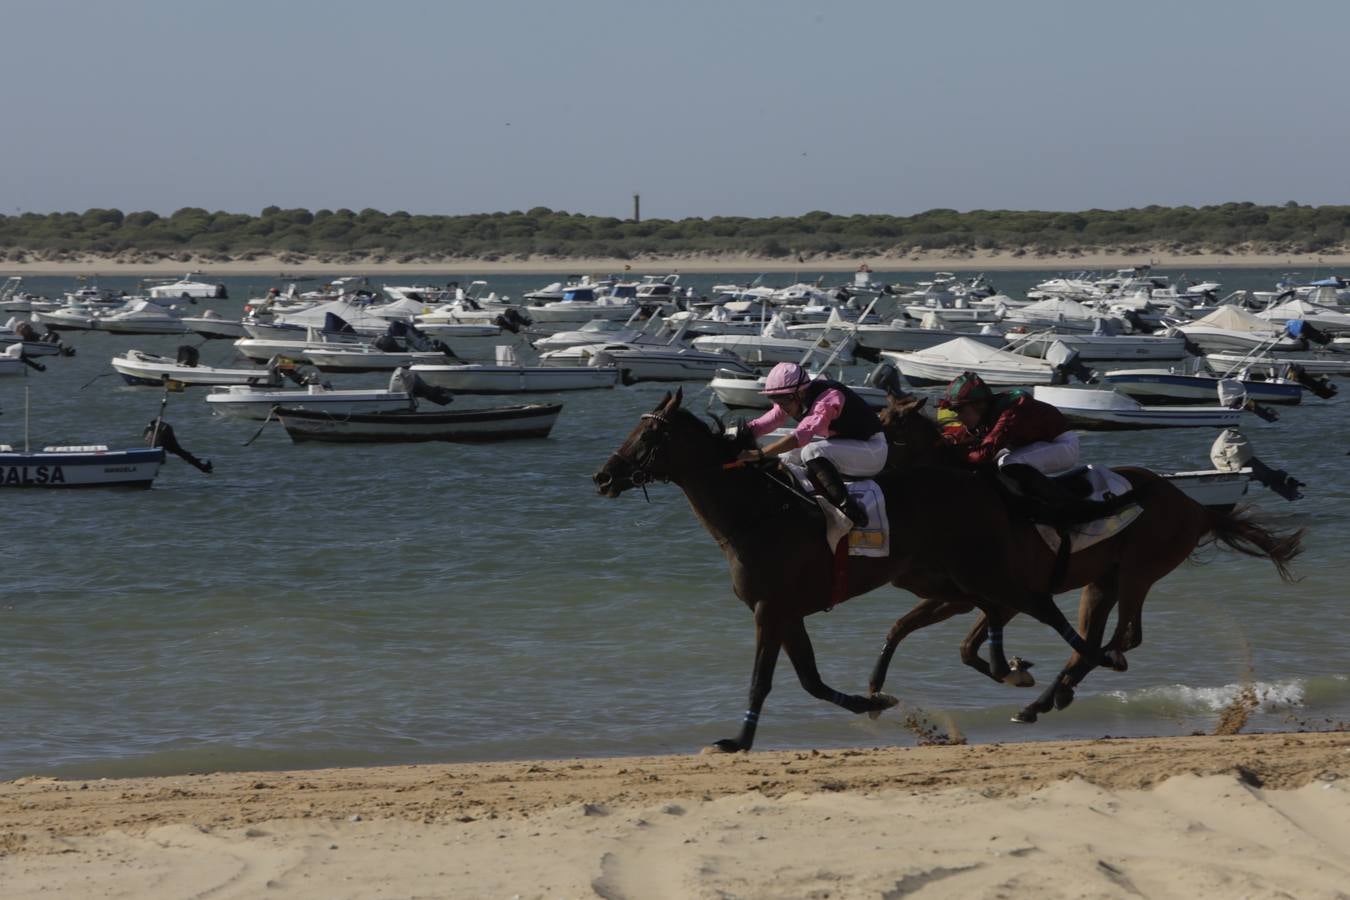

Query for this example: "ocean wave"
[1106,679,1306,713]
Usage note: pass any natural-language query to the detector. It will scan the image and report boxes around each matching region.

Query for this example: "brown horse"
[594,389,1301,749]
[871,395,1305,721]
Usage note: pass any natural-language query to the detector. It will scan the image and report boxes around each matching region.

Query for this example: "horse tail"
[1204,505,1304,583]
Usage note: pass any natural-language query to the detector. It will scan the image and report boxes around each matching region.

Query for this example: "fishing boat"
[181,309,250,340]
[1032,385,1244,430]
[275,403,563,443]
[1205,348,1350,376]
[851,315,1005,354]
[144,273,228,301]
[94,299,190,335]
[111,347,283,387]
[301,345,453,373]
[1005,330,1188,361]
[1171,306,1302,354]
[410,345,619,393]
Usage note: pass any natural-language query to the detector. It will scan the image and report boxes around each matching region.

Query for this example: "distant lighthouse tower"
[633,193,641,223]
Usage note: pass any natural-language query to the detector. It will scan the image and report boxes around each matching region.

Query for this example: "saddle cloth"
[782,462,891,557]
[1034,465,1143,554]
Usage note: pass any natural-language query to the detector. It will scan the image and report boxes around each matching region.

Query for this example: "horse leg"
[782,616,899,716]
[1012,582,1115,723]
[869,595,973,694]
[708,601,781,753]
[964,610,1034,687]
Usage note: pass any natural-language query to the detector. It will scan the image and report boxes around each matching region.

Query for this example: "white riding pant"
[997,430,1080,476]
[782,432,889,478]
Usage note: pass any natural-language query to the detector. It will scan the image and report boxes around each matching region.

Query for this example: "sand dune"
[2,732,1346,898]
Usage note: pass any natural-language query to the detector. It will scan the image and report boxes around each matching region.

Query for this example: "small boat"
[883,337,1066,387]
[540,342,755,382]
[275,403,563,443]
[206,383,417,420]
[708,365,901,411]
[1172,306,1302,354]
[1164,469,1250,510]
[852,315,1005,354]
[112,347,282,387]
[691,314,856,366]
[302,345,452,373]
[144,273,228,301]
[0,445,165,488]
[410,345,619,394]
[1101,366,1304,405]
[181,309,250,340]
[1205,348,1350,376]
[1032,385,1244,430]
[95,299,190,335]
[1005,330,1187,361]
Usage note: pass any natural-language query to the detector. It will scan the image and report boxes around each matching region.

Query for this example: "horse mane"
[669,406,758,455]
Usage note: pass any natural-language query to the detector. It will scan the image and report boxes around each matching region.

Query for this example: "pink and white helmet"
[760,362,810,396]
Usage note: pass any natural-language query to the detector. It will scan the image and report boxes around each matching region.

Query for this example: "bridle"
[612,411,674,497]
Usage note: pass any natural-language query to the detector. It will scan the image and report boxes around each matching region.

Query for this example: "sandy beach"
[2,731,1346,898]
[5,249,1350,277]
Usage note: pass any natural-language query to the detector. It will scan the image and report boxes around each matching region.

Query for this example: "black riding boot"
[1000,463,1080,506]
[805,457,868,526]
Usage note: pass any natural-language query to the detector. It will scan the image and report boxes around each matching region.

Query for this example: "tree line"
[1,202,1346,261]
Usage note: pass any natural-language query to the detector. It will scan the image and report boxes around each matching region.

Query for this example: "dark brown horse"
[871,395,1304,721]
[594,389,1302,748]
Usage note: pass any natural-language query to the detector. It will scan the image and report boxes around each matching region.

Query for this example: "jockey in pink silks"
[735,362,887,525]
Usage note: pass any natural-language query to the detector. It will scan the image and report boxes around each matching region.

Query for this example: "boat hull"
[1101,371,1303,405]
[205,388,415,421]
[409,364,618,393]
[0,448,164,488]
[276,404,563,443]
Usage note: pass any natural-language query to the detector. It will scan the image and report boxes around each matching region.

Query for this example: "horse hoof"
[1011,709,1038,724]
[866,693,900,719]
[1106,650,1128,672]
[1003,670,1036,688]
[1053,685,1076,711]
[702,739,744,754]
[1008,656,1035,672]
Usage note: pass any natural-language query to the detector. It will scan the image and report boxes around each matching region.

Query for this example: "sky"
[4,0,1349,219]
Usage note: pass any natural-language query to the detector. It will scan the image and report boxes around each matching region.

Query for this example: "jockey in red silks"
[939,370,1082,500]
[737,362,887,525]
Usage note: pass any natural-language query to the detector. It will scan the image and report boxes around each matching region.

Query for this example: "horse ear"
[655,391,673,411]
[671,387,683,409]
[913,396,928,411]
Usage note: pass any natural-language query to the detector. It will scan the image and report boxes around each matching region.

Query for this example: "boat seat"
[1047,465,1090,485]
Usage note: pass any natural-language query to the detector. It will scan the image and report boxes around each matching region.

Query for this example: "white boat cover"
[1188,305,1275,332]
[906,337,1052,373]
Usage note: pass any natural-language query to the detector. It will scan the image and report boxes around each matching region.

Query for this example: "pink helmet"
[761,362,810,396]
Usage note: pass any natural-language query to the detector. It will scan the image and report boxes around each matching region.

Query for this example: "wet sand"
[2,731,1346,898]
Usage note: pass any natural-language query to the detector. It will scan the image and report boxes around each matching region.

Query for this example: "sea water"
[1,267,1346,779]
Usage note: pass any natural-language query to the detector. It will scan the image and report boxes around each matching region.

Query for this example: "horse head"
[879,395,945,468]
[594,388,750,496]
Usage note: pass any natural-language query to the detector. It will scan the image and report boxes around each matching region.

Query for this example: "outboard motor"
[214,283,228,299]
[1209,428,1302,501]
[175,345,200,367]
[389,366,453,407]
[1286,319,1332,347]
[863,361,905,397]
[493,312,528,334]
[1217,378,1278,423]
[144,420,213,474]
[1045,341,1097,384]
[373,333,401,352]
[1120,309,1155,334]
[1285,364,1337,399]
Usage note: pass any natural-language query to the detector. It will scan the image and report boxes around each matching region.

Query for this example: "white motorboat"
[1204,348,1350,376]
[205,383,417,421]
[1255,297,1350,334]
[233,332,365,363]
[112,348,283,387]
[882,337,1065,387]
[852,315,1005,354]
[144,273,228,301]
[1,319,73,358]
[690,333,853,366]
[708,369,894,410]
[412,322,530,360]
[181,309,250,340]
[1172,306,1302,354]
[1032,385,1244,430]
[1100,366,1304,405]
[540,342,755,382]
[95,299,190,335]
[33,303,104,331]
[411,345,618,394]
[1005,330,1187,361]
[532,316,669,352]
[1000,298,1104,334]
[1165,469,1250,510]
[526,292,640,328]
[302,345,454,373]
